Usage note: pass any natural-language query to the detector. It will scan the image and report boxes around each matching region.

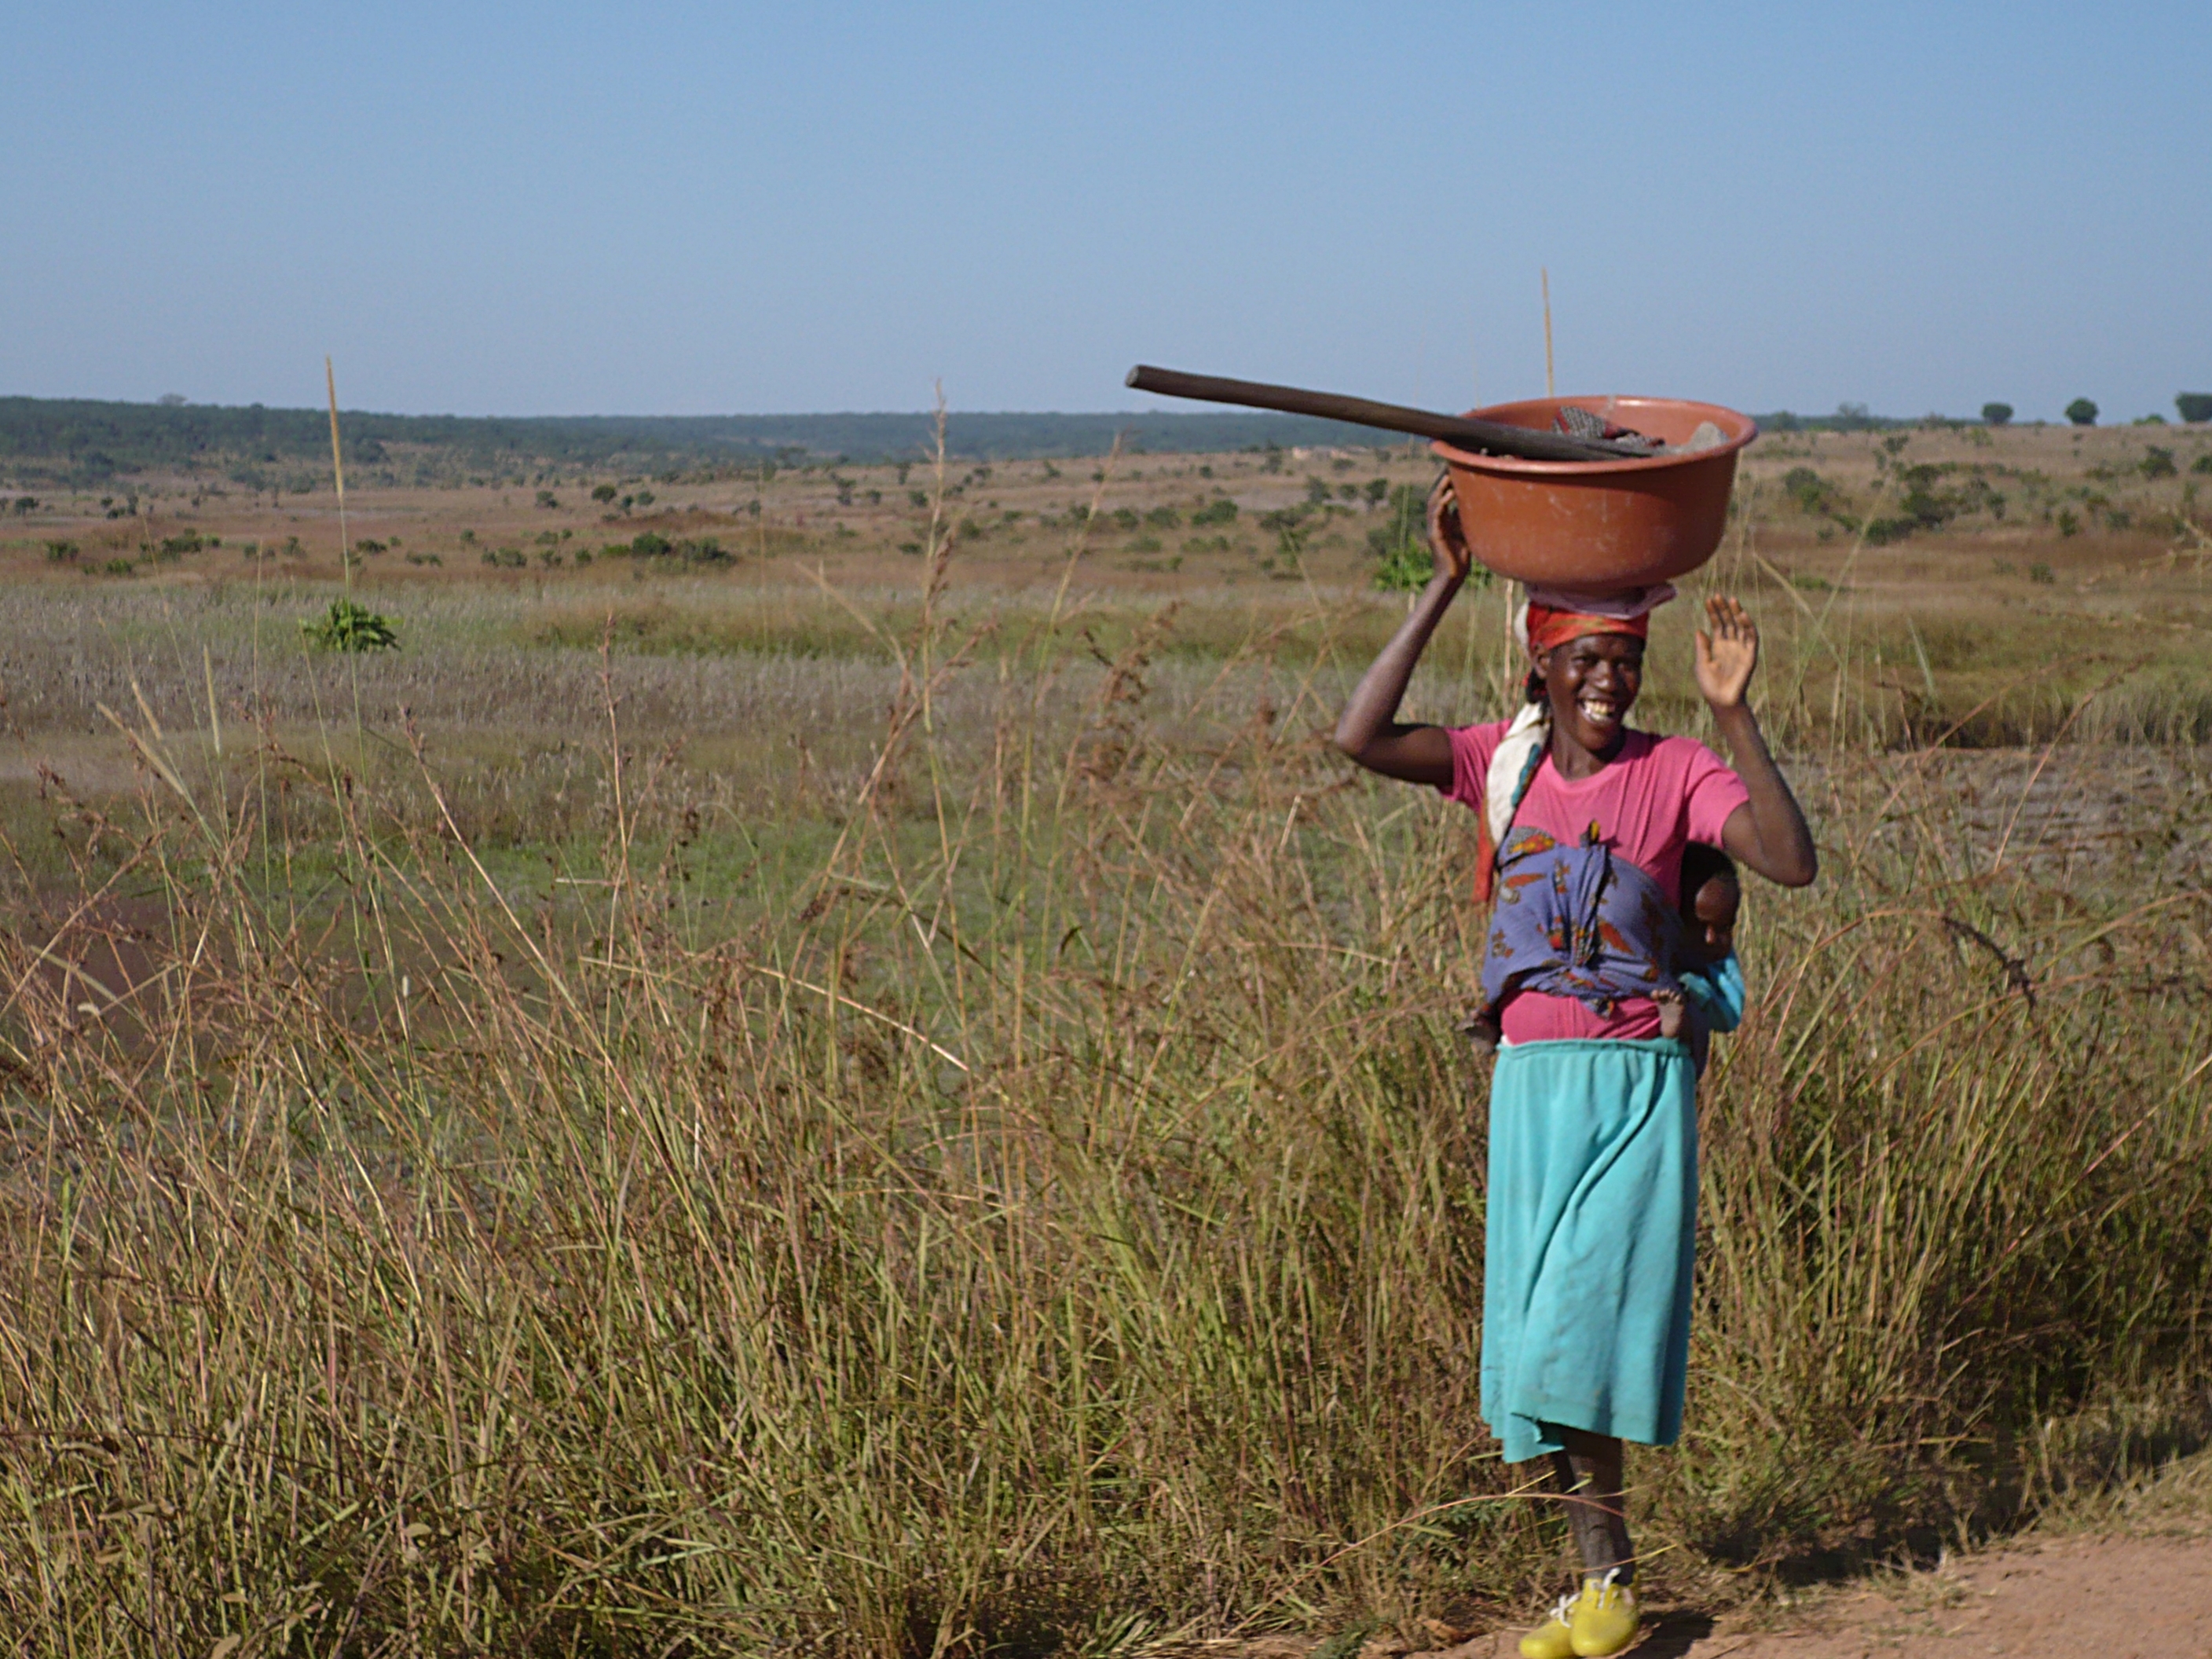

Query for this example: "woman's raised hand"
[1694,595,1759,709]
[1423,475,1474,582]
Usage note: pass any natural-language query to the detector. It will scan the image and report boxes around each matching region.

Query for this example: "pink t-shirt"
[1441,723,1749,1043]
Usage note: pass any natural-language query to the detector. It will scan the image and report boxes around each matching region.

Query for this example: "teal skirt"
[1481,1038,1698,1465]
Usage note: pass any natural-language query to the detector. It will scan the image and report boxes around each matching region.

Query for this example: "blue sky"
[4,2,2206,422]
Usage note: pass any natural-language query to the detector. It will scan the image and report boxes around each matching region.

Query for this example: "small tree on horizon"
[1981,402,2013,426]
[2178,393,2212,424]
[2065,397,2099,427]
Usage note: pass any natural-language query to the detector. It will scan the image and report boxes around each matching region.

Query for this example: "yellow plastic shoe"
[1515,1595,1577,1659]
[1568,1569,1638,1657]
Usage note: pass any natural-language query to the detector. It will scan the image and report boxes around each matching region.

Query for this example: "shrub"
[2195,452,2212,476]
[1980,402,2013,427]
[480,547,527,569]
[301,597,400,651]
[591,483,619,504]
[2065,397,2099,427]
[2177,393,2212,424]
[10,495,38,515]
[1781,467,1831,511]
[1189,498,1238,527]
[628,532,673,558]
[1368,482,1437,592]
[2028,561,2056,584]
[43,539,77,563]
[2141,447,2178,479]
[535,490,559,510]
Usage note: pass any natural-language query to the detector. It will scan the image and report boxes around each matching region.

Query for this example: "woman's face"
[1537,632,1643,752]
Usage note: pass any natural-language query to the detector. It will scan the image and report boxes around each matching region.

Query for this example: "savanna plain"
[3,415,2212,1654]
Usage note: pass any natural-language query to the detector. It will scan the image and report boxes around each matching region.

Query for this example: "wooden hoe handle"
[1124,364,1623,463]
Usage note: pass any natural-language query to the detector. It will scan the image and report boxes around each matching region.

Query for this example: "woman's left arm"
[1697,595,1818,888]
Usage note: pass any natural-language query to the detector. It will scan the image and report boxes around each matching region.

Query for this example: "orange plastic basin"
[1434,396,1757,592]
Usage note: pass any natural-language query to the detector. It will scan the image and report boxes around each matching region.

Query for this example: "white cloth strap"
[1485,700,1550,853]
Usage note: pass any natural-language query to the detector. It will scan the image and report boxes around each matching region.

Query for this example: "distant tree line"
[0,397,1405,486]
[6,390,2207,489]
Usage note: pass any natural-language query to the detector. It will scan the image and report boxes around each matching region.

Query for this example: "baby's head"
[1678,843,1740,966]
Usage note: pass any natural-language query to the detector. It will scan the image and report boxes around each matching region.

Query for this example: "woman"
[1333,485,1815,1659]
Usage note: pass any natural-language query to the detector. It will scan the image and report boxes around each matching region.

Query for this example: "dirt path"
[1446,1534,2212,1659]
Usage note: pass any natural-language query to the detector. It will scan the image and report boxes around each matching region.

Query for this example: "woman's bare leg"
[1548,1426,1632,1583]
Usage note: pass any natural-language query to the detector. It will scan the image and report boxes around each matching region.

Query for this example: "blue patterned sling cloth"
[1477,822,1683,1020]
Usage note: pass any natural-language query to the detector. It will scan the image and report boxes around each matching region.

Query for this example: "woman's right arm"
[1331,482,1473,789]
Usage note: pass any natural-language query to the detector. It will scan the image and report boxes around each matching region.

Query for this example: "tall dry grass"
[1,527,2210,1654]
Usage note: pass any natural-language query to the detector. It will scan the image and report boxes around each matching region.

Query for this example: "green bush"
[1781,467,1833,511]
[1367,482,1448,592]
[1980,402,2013,426]
[301,597,400,652]
[1189,498,1238,527]
[2175,394,2212,423]
[2065,397,2099,427]
[2141,447,2177,479]
[43,539,77,563]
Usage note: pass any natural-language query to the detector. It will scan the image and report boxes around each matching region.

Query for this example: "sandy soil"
[1440,1534,2212,1659]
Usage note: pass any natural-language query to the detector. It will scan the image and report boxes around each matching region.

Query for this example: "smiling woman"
[1331,478,1816,1657]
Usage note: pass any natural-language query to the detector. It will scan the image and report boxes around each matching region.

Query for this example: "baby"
[1654,843,1745,1056]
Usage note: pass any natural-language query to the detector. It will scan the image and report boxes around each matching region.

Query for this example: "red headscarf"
[1523,601,1654,654]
